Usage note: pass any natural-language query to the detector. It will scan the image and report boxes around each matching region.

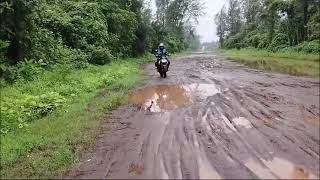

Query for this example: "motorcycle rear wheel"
[159,72,163,78]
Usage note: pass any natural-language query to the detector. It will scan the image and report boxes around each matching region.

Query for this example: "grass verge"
[219,48,319,77]
[0,55,152,178]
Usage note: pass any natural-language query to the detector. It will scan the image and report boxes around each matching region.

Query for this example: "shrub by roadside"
[0,54,153,178]
[219,48,319,77]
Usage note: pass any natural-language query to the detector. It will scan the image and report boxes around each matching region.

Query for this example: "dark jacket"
[155,48,170,69]
[156,48,168,58]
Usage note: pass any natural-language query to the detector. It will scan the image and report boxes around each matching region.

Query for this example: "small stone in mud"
[198,130,202,134]
[128,163,144,175]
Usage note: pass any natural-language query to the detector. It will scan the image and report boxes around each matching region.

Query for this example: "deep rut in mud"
[66,53,320,179]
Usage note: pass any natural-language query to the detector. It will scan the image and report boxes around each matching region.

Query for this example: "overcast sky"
[150,0,228,43]
[197,0,227,42]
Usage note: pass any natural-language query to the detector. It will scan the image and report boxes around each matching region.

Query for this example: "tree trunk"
[7,1,26,64]
[220,35,224,48]
[302,0,309,41]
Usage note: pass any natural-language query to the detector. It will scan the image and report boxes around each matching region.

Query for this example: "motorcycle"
[157,56,169,78]
[154,49,169,78]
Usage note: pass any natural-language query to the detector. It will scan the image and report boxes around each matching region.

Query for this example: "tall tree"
[307,0,320,40]
[166,0,203,27]
[227,0,242,36]
[153,0,203,51]
[215,0,320,52]
[155,0,170,25]
[0,0,33,64]
[215,6,227,47]
[241,0,262,29]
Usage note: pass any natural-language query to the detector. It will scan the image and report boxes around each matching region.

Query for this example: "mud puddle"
[129,85,191,112]
[129,84,220,112]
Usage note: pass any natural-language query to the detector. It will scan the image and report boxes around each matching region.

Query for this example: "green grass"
[0,55,152,178]
[219,48,320,77]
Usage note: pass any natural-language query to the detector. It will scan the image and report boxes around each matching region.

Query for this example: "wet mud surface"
[66,54,320,179]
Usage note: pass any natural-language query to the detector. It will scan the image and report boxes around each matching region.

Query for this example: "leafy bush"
[0,40,9,58]
[257,33,269,49]
[0,59,145,135]
[70,50,89,69]
[224,37,236,49]
[87,46,113,65]
[268,33,289,52]
[294,40,320,54]
[1,92,66,134]
[244,31,263,48]
[2,59,43,82]
[224,33,246,49]
[165,34,181,52]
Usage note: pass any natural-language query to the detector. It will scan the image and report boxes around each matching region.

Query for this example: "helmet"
[159,43,164,50]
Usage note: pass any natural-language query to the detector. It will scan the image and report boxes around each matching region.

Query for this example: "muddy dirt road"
[67,53,320,179]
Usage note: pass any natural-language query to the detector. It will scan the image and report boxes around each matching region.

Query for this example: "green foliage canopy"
[215,0,320,54]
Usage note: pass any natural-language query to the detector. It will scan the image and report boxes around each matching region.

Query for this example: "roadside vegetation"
[0,56,152,178]
[220,48,319,76]
[215,0,320,76]
[0,0,203,178]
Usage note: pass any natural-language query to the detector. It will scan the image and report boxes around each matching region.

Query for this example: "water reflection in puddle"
[129,85,192,112]
[129,84,219,112]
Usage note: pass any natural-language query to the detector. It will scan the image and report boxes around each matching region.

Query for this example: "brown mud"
[66,53,320,179]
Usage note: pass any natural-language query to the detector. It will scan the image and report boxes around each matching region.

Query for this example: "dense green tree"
[308,0,320,40]
[0,0,203,82]
[0,0,35,64]
[155,0,170,26]
[215,6,227,47]
[227,0,242,36]
[153,0,203,51]
[216,0,320,53]
[241,0,262,29]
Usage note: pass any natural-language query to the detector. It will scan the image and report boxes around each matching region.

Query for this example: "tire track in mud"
[66,53,319,179]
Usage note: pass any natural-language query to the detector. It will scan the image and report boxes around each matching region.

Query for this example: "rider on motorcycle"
[155,43,170,70]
